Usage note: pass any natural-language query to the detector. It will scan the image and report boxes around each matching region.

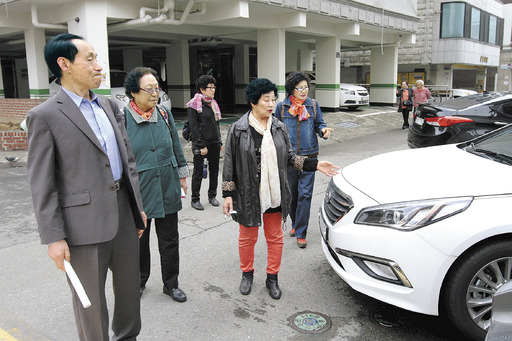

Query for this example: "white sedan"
[319,124,512,341]
[339,83,369,109]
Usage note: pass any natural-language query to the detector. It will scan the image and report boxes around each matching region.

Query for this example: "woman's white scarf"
[249,112,281,213]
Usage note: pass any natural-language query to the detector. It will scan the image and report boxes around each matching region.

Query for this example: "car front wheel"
[442,239,512,341]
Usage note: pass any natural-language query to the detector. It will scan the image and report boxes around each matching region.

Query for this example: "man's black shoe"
[139,286,145,297]
[163,286,187,302]
[208,197,220,207]
[191,201,204,210]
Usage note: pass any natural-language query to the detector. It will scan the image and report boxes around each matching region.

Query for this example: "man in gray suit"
[27,33,147,341]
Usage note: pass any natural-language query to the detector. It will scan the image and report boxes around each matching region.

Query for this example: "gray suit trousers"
[67,186,141,341]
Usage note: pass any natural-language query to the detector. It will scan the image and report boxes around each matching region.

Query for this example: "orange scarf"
[130,100,154,120]
[288,96,310,121]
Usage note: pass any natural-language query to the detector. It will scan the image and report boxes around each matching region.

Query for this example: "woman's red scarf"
[288,96,310,121]
[130,100,154,120]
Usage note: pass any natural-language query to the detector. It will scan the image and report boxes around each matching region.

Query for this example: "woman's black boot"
[266,273,282,299]
[240,271,254,295]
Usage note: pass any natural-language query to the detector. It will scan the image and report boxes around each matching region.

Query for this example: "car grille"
[357,90,368,96]
[323,178,354,225]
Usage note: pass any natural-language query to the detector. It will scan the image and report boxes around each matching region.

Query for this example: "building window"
[440,2,503,46]
[488,15,497,44]
[441,2,465,38]
[470,7,480,40]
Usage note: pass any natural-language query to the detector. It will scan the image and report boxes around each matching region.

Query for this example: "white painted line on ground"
[343,110,397,117]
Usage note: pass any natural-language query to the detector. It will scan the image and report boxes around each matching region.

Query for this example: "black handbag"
[403,100,412,106]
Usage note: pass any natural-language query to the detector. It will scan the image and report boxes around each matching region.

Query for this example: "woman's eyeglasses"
[294,86,309,92]
[140,87,161,95]
[206,86,216,90]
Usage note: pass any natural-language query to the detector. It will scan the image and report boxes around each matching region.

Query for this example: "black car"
[407,92,512,148]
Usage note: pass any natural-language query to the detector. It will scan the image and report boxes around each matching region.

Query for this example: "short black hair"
[44,33,83,79]
[195,75,216,92]
[123,67,159,99]
[285,71,310,96]
[244,78,278,105]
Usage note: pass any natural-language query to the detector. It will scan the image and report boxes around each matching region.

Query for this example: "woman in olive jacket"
[123,67,189,303]
[222,78,338,300]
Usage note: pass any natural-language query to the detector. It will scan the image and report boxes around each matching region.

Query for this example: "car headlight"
[354,197,473,231]
[340,88,355,95]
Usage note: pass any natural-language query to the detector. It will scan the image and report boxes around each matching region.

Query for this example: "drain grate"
[289,311,332,334]
[335,122,362,128]
[369,309,410,329]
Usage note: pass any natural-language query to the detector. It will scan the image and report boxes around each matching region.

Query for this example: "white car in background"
[452,88,478,98]
[320,124,512,341]
[339,83,369,110]
[49,69,171,110]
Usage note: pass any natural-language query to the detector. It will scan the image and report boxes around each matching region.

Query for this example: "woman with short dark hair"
[397,80,413,129]
[187,75,223,211]
[222,78,339,299]
[123,66,189,303]
[275,71,333,248]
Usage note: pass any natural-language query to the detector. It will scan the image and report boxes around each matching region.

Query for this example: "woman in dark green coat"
[123,67,189,302]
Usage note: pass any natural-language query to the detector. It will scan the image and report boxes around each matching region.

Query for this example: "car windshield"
[464,125,512,166]
[432,92,509,110]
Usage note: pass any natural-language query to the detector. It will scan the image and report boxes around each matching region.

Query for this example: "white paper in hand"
[64,260,91,308]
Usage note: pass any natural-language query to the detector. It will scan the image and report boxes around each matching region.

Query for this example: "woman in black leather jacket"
[222,78,338,300]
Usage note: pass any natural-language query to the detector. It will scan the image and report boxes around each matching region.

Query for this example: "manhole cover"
[335,122,362,128]
[369,310,410,329]
[289,311,332,334]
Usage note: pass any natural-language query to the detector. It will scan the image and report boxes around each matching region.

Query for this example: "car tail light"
[425,116,474,127]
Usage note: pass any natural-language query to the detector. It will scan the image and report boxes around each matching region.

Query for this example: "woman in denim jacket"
[275,71,333,248]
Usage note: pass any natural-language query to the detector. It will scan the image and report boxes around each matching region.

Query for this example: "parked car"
[452,88,478,98]
[319,124,512,341]
[408,92,512,148]
[50,69,171,110]
[339,83,369,110]
[485,281,512,341]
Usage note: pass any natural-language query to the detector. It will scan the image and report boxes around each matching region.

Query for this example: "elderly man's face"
[66,39,103,90]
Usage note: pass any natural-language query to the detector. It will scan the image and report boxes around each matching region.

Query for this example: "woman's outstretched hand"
[317,161,340,177]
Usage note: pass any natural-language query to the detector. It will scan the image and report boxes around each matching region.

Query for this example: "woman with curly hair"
[222,78,339,299]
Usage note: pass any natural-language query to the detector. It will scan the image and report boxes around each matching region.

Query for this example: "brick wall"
[0,98,42,151]
[0,98,42,124]
[0,130,28,151]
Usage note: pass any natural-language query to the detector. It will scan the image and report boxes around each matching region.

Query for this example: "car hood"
[340,83,366,91]
[341,144,512,204]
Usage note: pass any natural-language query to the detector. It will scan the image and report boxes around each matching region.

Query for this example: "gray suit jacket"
[27,89,145,246]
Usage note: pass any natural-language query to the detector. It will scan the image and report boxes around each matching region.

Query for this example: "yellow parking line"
[0,328,17,341]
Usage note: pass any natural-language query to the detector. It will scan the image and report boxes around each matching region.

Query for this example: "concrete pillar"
[123,48,143,73]
[24,27,49,99]
[370,46,398,104]
[166,40,190,109]
[234,44,249,106]
[300,48,314,71]
[67,1,111,96]
[286,46,298,73]
[257,28,286,99]
[316,36,340,109]
[0,59,4,98]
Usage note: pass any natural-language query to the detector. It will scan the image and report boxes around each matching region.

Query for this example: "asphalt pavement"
[0,106,468,340]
